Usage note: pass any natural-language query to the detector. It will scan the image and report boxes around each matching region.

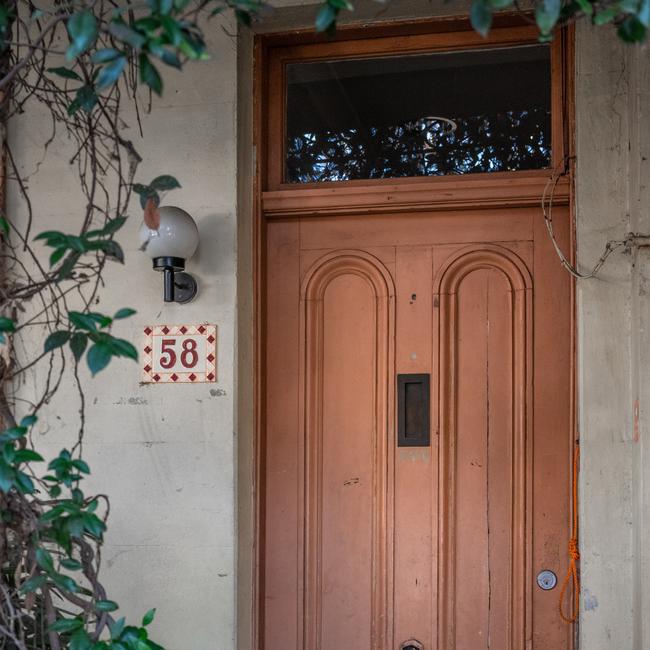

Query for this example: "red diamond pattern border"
[141,324,217,384]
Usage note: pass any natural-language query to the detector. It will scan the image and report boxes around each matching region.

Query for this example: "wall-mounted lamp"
[139,206,199,304]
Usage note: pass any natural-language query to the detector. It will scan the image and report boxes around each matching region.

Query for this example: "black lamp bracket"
[153,257,198,304]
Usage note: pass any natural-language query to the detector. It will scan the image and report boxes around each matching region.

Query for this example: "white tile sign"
[141,324,216,383]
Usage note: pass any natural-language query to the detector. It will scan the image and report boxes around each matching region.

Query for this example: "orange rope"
[558,445,580,623]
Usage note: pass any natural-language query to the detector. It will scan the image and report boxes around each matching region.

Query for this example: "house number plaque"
[141,324,217,384]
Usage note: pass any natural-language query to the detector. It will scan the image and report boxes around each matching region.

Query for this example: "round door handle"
[400,640,423,650]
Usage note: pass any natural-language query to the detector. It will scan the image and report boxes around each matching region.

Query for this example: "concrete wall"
[8,16,240,649]
[575,24,650,650]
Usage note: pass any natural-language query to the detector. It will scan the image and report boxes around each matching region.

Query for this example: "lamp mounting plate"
[173,272,197,304]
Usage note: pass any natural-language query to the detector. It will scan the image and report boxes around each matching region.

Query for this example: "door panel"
[301,252,394,648]
[264,208,572,650]
[436,247,532,650]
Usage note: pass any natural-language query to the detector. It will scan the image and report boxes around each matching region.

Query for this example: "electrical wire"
[543,160,626,279]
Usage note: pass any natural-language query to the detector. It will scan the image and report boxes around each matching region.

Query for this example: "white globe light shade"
[139,206,199,260]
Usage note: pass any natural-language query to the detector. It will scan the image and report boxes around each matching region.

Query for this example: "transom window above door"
[285,44,551,183]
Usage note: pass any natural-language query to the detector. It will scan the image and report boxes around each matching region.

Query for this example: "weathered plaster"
[8,16,240,649]
[575,23,650,650]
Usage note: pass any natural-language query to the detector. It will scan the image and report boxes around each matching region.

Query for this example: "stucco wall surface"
[7,16,240,650]
[575,23,650,650]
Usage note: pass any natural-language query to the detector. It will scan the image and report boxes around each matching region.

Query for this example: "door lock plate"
[536,569,557,590]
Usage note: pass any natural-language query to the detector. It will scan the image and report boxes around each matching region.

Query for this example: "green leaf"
[87,342,112,376]
[70,332,88,362]
[91,48,123,64]
[82,513,106,538]
[0,461,14,492]
[315,3,337,32]
[2,441,14,462]
[61,558,83,570]
[139,54,163,95]
[66,11,98,60]
[142,608,156,626]
[67,516,85,537]
[535,0,561,33]
[109,21,147,49]
[69,312,98,332]
[35,230,67,245]
[72,458,91,474]
[0,216,9,237]
[45,331,71,353]
[69,85,98,115]
[49,247,67,267]
[639,0,650,27]
[20,414,37,427]
[89,312,113,328]
[470,0,493,36]
[52,572,79,592]
[48,617,83,633]
[114,308,137,319]
[109,338,138,360]
[57,252,82,280]
[100,239,125,263]
[110,617,126,640]
[48,66,82,81]
[0,426,27,442]
[235,8,253,26]
[95,599,119,612]
[14,449,44,463]
[161,16,183,45]
[15,471,35,494]
[103,216,128,235]
[147,0,174,13]
[618,15,647,40]
[69,628,92,650]
[593,5,618,23]
[149,43,182,69]
[0,317,15,332]
[97,56,127,91]
[20,574,47,593]
[150,175,181,191]
[36,547,56,574]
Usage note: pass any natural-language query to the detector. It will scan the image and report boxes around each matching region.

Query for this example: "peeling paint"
[583,589,599,612]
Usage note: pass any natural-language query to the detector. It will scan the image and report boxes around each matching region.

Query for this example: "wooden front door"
[258,22,574,650]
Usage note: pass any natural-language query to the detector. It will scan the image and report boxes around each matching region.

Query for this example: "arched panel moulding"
[300,250,396,649]
[435,245,533,650]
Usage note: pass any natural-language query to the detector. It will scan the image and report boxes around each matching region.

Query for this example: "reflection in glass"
[285,45,552,183]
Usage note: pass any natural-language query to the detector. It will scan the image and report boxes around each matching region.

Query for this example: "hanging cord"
[543,160,626,279]
[558,445,580,623]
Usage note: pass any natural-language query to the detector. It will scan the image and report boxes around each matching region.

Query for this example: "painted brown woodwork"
[258,20,574,650]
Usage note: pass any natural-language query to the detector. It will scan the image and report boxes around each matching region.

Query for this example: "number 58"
[159,338,199,369]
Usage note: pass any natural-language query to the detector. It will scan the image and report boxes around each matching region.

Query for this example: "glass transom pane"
[285,44,551,183]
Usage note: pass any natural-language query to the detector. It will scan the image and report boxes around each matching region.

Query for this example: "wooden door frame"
[239,14,576,649]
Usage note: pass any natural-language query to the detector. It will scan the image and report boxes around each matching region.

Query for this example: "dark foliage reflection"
[286,108,551,183]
